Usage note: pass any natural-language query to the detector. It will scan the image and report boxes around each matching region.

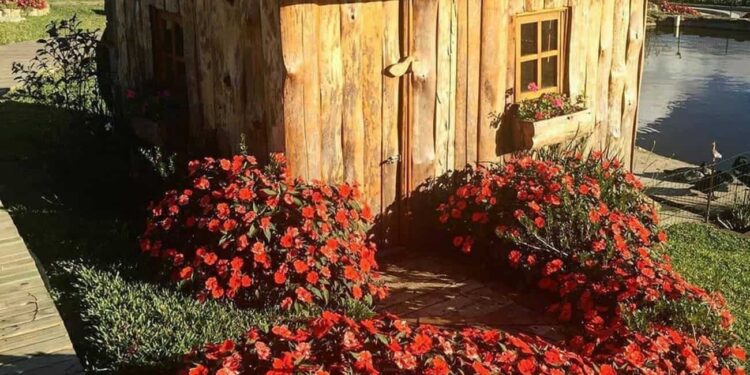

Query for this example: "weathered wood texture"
[106,0,647,230]
[0,205,83,375]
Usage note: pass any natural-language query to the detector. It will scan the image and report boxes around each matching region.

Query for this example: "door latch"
[381,154,401,165]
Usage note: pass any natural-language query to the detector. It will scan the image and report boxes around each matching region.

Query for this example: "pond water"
[637,26,750,165]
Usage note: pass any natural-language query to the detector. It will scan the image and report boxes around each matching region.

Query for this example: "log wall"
[106,0,648,234]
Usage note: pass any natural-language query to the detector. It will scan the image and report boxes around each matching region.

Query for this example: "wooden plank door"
[378,0,409,248]
[396,0,459,246]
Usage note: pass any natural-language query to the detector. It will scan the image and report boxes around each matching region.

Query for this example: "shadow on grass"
[0,99,170,371]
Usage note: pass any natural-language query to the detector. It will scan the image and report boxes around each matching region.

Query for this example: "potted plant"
[0,0,23,22]
[512,82,593,150]
[0,0,48,21]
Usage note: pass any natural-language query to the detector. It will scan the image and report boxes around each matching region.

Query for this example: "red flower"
[352,285,363,300]
[544,349,565,367]
[472,361,491,375]
[342,330,360,351]
[188,364,209,375]
[296,287,313,304]
[534,217,545,229]
[508,250,522,267]
[729,346,747,361]
[599,364,616,375]
[543,259,563,276]
[409,334,432,355]
[426,356,450,375]
[255,341,271,360]
[306,271,319,284]
[238,188,254,201]
[179,266,193,280]
[274,270,287,285]
[394,351,417,370]
[517,358,537,375]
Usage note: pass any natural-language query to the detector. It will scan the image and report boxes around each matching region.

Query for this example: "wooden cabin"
[105,0,647,244]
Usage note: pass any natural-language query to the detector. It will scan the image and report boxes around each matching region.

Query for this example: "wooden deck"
[0,204,83,375]
[377,251,566,342]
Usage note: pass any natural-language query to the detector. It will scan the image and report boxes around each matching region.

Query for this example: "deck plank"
[0,205,82,374]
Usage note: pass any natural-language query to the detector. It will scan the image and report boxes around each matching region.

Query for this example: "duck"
[732,156,750,188]
[712,141,723,162]
[663,162,708,184]
[689,169,735,196]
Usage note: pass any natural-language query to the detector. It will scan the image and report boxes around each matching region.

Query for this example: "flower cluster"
[438,151,746,374]
[183,310,598,375]
[659,1,700,16]
[140,154,387,311]
[517,83,585,122]
[0,0,46,9]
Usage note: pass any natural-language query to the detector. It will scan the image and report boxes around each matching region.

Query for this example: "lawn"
[665,222,750,348]
[0,0,105,45]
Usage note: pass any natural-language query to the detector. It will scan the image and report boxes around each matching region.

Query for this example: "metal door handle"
[382,154,401,165]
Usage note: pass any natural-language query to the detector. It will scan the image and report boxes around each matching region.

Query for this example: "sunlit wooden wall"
[107,0,647,226]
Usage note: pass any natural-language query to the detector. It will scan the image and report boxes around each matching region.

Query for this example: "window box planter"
[513,108,595,150]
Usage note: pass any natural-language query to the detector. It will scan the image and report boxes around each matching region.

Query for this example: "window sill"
[512,108,594,150]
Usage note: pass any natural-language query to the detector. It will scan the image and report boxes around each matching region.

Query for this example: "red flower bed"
[140,154,387,311]
[177,152,745,374]
[183,310,598,375]
[0,0,47,9]
[437,151,746,374]
[659,1,700,16]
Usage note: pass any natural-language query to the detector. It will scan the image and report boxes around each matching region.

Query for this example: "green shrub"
[69,264,286,373]
[625,298,735,347]
[718,198,750,233]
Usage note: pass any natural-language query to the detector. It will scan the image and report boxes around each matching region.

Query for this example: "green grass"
[66,264,285,373]
[665,223,750,348]
[0,1,105,45]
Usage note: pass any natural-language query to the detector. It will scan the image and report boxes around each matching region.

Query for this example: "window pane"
[176,62,187,91]
[164,20,175,54]
[521,60,538,92]
[541,56,558,88]
[175,24,184,57]
[520,22,538,56]
[541,19,558,52]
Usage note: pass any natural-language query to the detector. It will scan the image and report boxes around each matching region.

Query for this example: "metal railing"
[639,151,750,226]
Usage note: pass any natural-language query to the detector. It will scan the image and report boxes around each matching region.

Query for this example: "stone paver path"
[0,40,38,92]
[0,202,83,375]
[377,251,566,343]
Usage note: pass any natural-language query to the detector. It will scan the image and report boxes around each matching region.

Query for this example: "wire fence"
[639,151,750,227]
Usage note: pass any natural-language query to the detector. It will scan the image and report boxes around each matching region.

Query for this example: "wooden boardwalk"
[377,251,566,342]
[0,204,83,375]
[0,41,38,92]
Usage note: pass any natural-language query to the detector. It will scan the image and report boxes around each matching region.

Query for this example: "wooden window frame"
[514,8,568,102]
[150,8,186,94]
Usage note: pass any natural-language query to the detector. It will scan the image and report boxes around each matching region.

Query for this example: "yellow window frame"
[514,8,568,102]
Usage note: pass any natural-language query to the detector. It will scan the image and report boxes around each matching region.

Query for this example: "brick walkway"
[0,40,38,92]
[377,251,566,342]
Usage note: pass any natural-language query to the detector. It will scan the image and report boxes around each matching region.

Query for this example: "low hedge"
[70,264,284,372]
